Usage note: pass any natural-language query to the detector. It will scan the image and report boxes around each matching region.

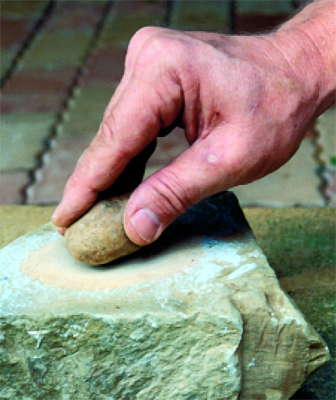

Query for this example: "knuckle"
[147,169,193,218]
[127,26,163,54]
[134,30,191,69]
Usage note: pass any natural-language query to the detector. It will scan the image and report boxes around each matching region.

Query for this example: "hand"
[52,25,326,245]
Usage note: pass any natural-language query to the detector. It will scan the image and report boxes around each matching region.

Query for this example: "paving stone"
[323,168,336,207]
[27,84,113,204]
[98,0,167,49]
[0,193,329,399]
[171,0,230,32]
[0,112,55,171]
[236,0,294,15]
[0,171,28,204]
[0,1,49,79]
[0,0,47,19]
[1,66,74,115]
[316,106,336,167]
[232,138,324,206]
[80,0,167,86]
[0,48,16,77]
[12,1,104,73]
[3,67,74,94]
[0,18,31,48]
[27,0,168,204]
[1,2,106,181]
[46,1,104,31]
[315,107,336,205]
[80,46,126,86]
[27,135,92,204]
[1,92,65,114]
[58,84,113,137]
[18,28,93,71]
[235,13,290,33]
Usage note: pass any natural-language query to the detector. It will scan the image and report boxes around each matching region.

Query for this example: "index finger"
[52,82,162,228]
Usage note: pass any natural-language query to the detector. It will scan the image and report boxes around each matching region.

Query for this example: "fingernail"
[57,227,66,236]
[51,206,61,225]
[130,208,161,242]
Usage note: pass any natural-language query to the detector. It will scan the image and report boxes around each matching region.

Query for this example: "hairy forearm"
[276,0,336,112]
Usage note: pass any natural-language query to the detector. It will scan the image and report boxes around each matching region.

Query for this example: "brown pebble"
[64,194,139,265]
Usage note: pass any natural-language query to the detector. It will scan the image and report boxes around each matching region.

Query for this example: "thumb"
[124,136,230,245]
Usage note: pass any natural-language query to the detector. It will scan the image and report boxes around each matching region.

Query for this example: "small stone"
[64,194,139,265]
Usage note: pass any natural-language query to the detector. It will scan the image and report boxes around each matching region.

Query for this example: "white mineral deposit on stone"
[226,262,258,280]
[247,358,256,368]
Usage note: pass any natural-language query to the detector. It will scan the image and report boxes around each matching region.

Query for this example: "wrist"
[275,0,336,114]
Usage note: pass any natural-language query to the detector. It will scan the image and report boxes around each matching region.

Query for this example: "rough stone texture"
[233,138,324,206]
[65,195,139,265]
[0,205,334,399]
[0,193,329,399]
[246,207,336,400]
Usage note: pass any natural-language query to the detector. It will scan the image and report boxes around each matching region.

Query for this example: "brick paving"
[1,0,334,206]
[0,0,50,81]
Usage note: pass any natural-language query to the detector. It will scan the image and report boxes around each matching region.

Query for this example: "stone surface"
[232,138,324,206]
[0,193,329,399]
[0,112,55,171]
[323,168,336,206]
[98,0,167,49]
[0,205,334,398]
[0,171,28,204]
[1,1,47,19]
[0,113,54,171]
[316,107,336,206]
[19,28,93,71]
[26,84,113,204]
[316,107,336,167]
[65,195,139,265]
[171,0,230,31]
[235,13,290,34]
[0,0,48,79]
[245,207,336,400]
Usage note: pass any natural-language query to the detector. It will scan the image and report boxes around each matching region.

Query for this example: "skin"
[52,0,336,246]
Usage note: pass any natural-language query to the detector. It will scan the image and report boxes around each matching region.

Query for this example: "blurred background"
[0,0,335,206]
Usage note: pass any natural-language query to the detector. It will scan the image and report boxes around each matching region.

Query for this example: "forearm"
[275,0,336,113]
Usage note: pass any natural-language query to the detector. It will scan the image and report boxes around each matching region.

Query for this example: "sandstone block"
[0,192,329,399]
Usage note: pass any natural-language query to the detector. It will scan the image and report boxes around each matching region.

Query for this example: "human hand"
[52,24,329,245]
